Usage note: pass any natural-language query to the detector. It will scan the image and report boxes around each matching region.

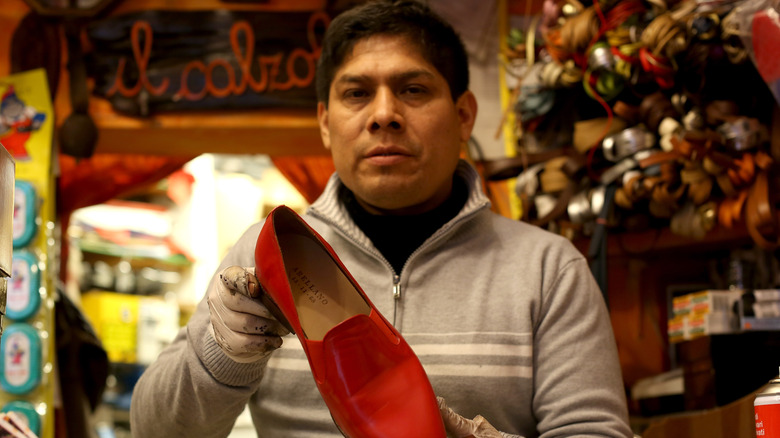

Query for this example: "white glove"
[207,266,289,363]
[438,397,524,438]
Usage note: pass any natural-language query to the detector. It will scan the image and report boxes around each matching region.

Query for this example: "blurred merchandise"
[80,291,178,365]
[70,201,191,265]
[630,368,685,416]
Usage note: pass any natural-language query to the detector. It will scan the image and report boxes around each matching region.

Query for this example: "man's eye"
[344,89,369,99]
[403,85,427,95]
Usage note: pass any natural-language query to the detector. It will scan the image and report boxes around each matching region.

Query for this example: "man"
[130,1,633,437]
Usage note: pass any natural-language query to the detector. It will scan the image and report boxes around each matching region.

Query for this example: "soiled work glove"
[438,397,524,438]
[207,266,289,363]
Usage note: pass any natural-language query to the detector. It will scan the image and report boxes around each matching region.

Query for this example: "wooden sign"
[85,10,330,115]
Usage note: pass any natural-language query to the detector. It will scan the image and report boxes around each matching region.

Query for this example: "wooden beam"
[109,0,327,15]
[88,103,326,156]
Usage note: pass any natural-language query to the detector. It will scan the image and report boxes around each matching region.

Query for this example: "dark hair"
[315,0,470,106]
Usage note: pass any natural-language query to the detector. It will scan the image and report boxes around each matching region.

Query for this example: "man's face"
[318,34,477,215]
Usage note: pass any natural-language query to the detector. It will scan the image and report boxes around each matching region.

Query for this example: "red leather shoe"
[255,205,445,438]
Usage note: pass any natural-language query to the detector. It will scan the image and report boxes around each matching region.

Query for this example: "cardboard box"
[687,312,736,340]
[0,146,14,278]
[673,293,692,317]
[641,384,759,438]
[668,314,687,343]
[668,290,742,342]
[688,290,742,316]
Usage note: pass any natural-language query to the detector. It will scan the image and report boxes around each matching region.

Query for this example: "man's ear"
[317,101,331,150]
[455,90,478,143]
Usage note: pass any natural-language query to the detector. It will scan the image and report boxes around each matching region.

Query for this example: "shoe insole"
[281,233,371,341]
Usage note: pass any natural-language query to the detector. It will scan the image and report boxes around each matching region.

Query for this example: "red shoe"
[255,205,445,438]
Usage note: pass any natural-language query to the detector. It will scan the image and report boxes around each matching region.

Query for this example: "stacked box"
[741,289,780,331]
[667,314,687,344]
[668,290,742,343]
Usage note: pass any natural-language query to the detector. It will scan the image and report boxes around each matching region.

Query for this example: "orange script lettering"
[107,12,329,101]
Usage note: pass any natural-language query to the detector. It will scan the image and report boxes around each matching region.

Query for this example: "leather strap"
[612,100,640,125]
[717,172,738,197]
[480,148,570,181]
[531,154,586,227]
[514,163,546,198]
[531,181,576,227]
[649,180,685,218]
[727,153,756,188]
[588,184,617,307]
[718,189,748,229]
[680,163,712,204]
[704,100,739,126]
[614,187,633,210]
[615,172,643,209]
[540,169,570,193]
[702,156,724,175]
[717,116,767,152]
[602,125,656,162]
[670,201,716,239]
[573,117,627,154]
[670,132,744,175]
[638,150,682,168]
[745,169,780,249]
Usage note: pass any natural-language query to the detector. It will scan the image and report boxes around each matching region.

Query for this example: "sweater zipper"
[309,197,488,324]
[392,274,401,324]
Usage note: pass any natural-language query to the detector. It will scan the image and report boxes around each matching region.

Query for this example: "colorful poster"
[0,69,54,181]
[0,68,55,438]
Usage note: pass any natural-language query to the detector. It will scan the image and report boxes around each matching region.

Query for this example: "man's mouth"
[364,147,410,165]
[366,146,408,158]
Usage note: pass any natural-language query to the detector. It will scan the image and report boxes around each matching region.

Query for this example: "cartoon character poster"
[0,86,46,161]
[0,69,54,180]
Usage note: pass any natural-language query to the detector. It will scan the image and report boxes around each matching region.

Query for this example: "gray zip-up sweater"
[130,161,632,438]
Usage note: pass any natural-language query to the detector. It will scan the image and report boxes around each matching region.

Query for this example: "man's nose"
[368,89,403,132]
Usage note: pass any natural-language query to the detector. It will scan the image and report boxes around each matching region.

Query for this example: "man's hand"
[438,397,523,438]
[207,266,289,363]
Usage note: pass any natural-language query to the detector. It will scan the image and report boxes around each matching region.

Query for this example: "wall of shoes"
[495,0,779,243]
[493,0,780,433]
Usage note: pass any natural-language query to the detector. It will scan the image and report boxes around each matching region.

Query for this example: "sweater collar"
[308,160,491,246]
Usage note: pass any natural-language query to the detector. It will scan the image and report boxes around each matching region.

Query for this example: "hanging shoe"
[254,205,445,438]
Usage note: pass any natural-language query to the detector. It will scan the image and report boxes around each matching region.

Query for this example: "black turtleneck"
[343,177,468,273]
